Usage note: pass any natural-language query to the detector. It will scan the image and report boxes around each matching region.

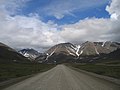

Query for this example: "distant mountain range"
[36,41,120,63]
[18,48,41,60]
[0,41,120,64]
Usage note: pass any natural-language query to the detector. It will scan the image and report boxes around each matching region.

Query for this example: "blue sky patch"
[9,0,110,25]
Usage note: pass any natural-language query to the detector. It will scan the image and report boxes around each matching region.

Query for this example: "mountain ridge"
[0,41,120,64]
[18,48,40,60]
[36,41,120,63]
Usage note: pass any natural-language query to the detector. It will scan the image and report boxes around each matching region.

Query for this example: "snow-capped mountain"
[1,41,119,64]
[36,41,120,63]
[46,41,120,58]
[78,41,111,56]
[46,43,77,57]
[18,48,40,60]
[78,41,100,56]
[102,41,120,51]
[75,41,120,56]
[36,43,80,63]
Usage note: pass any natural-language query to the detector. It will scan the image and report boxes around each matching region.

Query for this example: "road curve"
[4,65,120,90]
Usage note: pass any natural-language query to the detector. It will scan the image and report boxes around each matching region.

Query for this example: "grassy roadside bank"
[66,62,120,79]
[0,63,55,83]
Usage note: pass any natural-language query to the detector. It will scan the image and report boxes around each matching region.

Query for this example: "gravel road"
[3,65,120,90]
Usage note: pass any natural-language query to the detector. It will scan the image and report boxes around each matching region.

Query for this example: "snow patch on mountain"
[66,48,76,56]
[67,46,75,53]
[46,47,57,60]
[24,52,30,57]
[95,47,99,55]
[70,45,76,50]
[80,50,83,55]
[76,45,81,56]
[102,41,106,47]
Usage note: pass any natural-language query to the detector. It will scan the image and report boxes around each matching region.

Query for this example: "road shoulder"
[68,65,120,85]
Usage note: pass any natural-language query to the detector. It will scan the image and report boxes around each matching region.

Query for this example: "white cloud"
[110,13,118,20]
[106,0,120,41]
[59,0,120,43]
[60,18,111,42]
[0,15,64,49]
[0,0,65,51]
[0,0,120,52]
[106,0,120,19]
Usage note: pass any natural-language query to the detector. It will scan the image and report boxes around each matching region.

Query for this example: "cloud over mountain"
[0,0,120,51]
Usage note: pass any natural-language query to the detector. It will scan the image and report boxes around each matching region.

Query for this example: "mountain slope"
[46,43,77,56]
[36,41,120,63]
[0,42,29,63]
[36,43,79,63]
[78,41,120,56]
[107,49,120,59]
[78,41,100,56]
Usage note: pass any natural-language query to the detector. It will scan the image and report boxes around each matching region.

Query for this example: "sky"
[0,0,120,52]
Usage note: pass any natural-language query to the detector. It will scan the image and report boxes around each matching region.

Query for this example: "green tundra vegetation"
[67,61,120,79]
[0,62,55,82]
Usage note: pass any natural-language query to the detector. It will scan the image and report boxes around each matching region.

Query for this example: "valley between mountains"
[0,41,120,90]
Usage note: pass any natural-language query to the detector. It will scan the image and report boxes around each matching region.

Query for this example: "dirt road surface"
[3,65,120,90]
